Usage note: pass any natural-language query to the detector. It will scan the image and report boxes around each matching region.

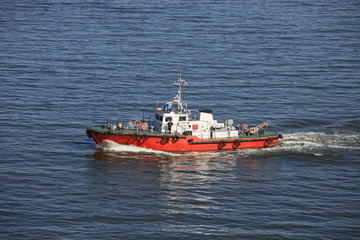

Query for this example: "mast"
[173,72,188,112]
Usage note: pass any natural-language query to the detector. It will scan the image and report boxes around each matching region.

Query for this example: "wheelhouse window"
[165,117,172,122]
[155,114,163,122]
[179,116,186,121]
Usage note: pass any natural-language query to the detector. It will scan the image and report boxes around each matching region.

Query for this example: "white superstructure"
[153,75,239,139]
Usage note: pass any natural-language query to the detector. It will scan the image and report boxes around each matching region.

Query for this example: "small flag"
[180,79,189,86]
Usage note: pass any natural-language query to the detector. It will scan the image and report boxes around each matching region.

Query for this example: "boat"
[86,74,282,152]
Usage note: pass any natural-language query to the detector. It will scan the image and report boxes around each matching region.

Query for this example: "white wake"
[97,140,180,156]
[96,131,360,157]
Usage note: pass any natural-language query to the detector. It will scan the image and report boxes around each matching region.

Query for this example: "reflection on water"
[87,148,279,234]
[88,146,278,185]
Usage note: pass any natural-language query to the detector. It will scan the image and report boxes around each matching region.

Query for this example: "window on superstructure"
[179,116,186,121]
[165,117,172,122]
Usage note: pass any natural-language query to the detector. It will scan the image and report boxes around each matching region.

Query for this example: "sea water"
[1,0,359,239]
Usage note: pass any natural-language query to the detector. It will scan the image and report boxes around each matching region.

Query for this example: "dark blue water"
[1,0,360,239]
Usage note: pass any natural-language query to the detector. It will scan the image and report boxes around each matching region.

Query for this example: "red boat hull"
[86,128,282,152]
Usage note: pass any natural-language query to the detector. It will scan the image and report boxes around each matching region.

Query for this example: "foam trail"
[277,131,360,153]
[230,131,360,157]
[97,140,180,156]
[97,131,359,157]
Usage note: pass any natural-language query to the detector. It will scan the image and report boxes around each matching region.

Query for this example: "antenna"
[172,71,189,112]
